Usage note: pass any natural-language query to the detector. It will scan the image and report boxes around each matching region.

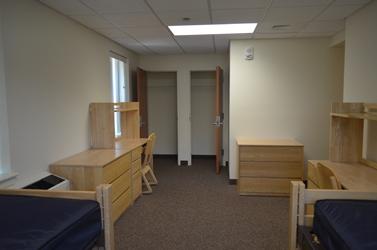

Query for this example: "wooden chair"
[317,164,341,189]
[141,133,158,194]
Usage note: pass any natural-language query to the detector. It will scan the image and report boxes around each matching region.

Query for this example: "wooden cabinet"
[50,140,146,222]
[237,139,304,196]
[131,151,142,201]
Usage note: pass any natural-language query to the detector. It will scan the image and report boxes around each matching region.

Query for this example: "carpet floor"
[115,156,289,250]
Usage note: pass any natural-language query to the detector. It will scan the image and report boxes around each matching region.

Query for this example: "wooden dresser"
[237,138,304,196]
[50,139,146,222]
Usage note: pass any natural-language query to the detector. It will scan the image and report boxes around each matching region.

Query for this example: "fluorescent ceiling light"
[168,23,257,36]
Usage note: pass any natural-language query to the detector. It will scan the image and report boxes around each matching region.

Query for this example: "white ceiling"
[39,0,371,55]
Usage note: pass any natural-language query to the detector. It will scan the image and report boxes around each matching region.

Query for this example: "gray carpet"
[115,157,289,250]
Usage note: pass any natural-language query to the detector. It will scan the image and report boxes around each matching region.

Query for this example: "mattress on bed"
[0,195,102,250]
[312,199,377,250]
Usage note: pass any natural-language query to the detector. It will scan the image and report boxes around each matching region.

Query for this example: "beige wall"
[344,0,377,103]
[0,6,11,174]
[139,54,229,166]
[147,72,177,155]
[344,1,377,162]
[1,0,138,181]
[229,38,344,179]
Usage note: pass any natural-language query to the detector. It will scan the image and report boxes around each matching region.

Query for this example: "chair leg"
[147,169,158,185]
[142,174,152,194]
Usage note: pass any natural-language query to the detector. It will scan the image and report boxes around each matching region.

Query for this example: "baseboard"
[192,155,215,159]
[154,154,177,158]
[228,179,237,185]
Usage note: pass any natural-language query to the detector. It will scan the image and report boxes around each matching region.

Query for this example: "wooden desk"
[50,138,147,222]
[307,160,377,191]
[237,138,304,196]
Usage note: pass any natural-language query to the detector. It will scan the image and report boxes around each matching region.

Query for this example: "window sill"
[0,172,19,188]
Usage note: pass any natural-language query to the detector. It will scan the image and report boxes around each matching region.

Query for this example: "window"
[111,56,129,137]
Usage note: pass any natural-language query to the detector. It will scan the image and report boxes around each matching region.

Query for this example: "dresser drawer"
[132,171,142,201]
[112,189,131,222]
[239,162,302,178]
[103,153,131,183]
[111,169,131,202]
[131,158,141,175]
[238,177,300,195]
[239,146,303,162]
[131,146,143,162]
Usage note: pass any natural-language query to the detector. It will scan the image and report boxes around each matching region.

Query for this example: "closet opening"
[147,71,178,159]
[191,71,216,165]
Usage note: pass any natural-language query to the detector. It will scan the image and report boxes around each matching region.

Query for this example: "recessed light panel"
[168,23,258,36]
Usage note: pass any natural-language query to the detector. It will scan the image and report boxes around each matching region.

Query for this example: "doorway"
[191,71,216,157]
[147,72,178,155]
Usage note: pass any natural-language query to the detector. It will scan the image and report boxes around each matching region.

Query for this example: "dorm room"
[1,0,377,249]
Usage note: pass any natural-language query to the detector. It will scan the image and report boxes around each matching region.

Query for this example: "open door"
[214,66,223,174]
[137,68,148,138]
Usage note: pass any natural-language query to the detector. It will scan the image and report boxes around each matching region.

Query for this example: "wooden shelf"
[331,112,377,121]
[90,102,140,149]
[113,108,139,112]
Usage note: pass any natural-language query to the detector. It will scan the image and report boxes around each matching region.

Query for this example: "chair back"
[143,133,156,167]
[317,164,341,189]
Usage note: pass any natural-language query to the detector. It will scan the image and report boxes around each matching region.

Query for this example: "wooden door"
[214,66,223,174]
[137,68,148,138]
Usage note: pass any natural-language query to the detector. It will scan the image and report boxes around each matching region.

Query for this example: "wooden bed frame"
[288,181,377,250]
[0,184,114,250]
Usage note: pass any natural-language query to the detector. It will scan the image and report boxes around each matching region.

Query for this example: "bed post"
[97,184,114,250]
[289,181,305,250]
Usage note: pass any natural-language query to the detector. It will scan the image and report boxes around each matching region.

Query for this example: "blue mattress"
[312,200,377,250]
[0,195,102,250]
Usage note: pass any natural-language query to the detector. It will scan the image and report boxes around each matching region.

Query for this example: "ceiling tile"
[264,6,326,23]
[156,10,211,25]
[113,35,142,46]
[215,34,252,52]
[210,0,269,10]
[40,0,95,15]
[69,14,113,28]
[95,28,126,39]
[256,22,307,33]
[80,0,149,13]
[254,33,297,38]
[149,45,183,54]
[142,37,176,46]
[175,36,214,53]
[333,0,370,5]
[125,43,155,55]
[317,4,363,20]
[302,20,345,33]
[121,26,172,39]
[146,0,208,11]
[271,0,332,7]
[212,9,264,24]
[104,12,161,27]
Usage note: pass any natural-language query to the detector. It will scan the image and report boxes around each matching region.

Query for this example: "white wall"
[1,0,138,182]
[0,6,11,174]
[191,71,216,155]
[343,0,377,161]
[139,54,229,166]
[229,38,344,179]
[147,72,177,155]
